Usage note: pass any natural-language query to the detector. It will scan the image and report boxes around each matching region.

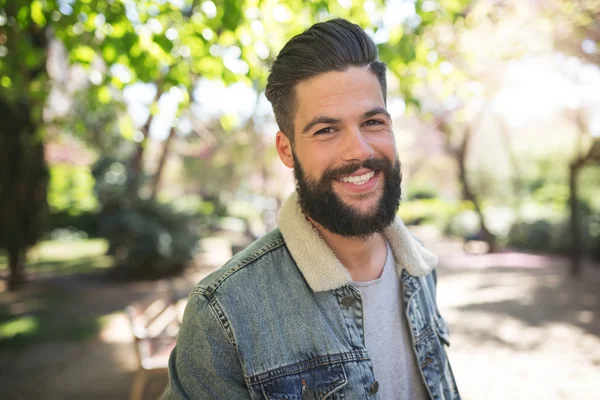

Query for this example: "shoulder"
[191,228,291,299]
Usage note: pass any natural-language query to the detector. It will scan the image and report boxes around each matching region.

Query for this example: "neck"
[308,217,388,282]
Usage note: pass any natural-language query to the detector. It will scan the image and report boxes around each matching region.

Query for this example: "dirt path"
[1,241,598,399]
[0,266,219,400]
[435,252,600,400]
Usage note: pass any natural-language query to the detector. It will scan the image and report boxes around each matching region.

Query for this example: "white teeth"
[339,171,375,185]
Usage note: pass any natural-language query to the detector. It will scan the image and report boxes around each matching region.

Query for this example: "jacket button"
[370,381,379,393]
[341,296,355,307]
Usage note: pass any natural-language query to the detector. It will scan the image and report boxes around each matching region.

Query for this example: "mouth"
[336,170,376,186]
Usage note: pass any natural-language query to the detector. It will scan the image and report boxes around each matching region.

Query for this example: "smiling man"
[163,19,460,400]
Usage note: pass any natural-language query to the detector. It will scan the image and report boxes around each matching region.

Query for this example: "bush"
[507,220,554,252]
[398,199,457,227]
[48,210,101,238]
[48,164,98,215]
[100,199,199,279]
[507,213,600,257]
[406,185,438,201]
[92,157,199,279]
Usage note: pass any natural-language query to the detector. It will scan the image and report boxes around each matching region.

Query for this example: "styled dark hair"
[265,18,387,142]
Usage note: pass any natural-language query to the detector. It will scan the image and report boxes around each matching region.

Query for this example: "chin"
[339,191,382,208]
[342,199,380,217]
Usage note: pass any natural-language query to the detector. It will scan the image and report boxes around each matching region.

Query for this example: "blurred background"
[0,0,599,399]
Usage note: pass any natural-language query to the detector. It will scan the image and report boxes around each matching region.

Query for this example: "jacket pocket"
[259,362,347,400]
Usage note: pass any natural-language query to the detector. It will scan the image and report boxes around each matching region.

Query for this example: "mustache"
[323,157,391,180]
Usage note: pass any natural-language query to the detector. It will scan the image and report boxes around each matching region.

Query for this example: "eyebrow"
[364,107,391,120]
[301,107,391,134]
[301,116,342,134]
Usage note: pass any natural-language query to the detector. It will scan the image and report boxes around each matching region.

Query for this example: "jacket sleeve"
[161,292,250,399]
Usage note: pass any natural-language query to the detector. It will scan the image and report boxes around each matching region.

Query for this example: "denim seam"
[321,364,348,399]
[207,296,238,350]
[245,351,370,386]
[192,237,286,298]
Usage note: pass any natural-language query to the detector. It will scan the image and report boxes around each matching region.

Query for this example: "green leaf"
[97,86,111,104]
[30,0,46,26]
[71,46,97,64]
[102,44,117,63]
[222,0,244,31]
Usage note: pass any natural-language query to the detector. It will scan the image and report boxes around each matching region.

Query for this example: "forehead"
[294,66,386,127]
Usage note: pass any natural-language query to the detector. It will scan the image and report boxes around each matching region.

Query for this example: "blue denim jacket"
[163,193,460,399]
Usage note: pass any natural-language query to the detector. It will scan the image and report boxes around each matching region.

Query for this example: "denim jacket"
[163,193,460,399]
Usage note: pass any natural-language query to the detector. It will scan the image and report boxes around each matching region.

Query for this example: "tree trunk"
[128,87,163,199]
[150,127,176,199]
[456,144,497,252]
[569,162,582,277]
[450,122,498,252]
[498,118,523,221]
[7,248,25,290]
[0,99,49,290]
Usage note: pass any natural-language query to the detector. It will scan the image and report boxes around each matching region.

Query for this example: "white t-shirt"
[351,243,430,400]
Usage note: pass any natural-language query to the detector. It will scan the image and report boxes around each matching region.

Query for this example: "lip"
[334,170,380,193]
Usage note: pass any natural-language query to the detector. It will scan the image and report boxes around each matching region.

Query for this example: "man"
[163,19,460,400]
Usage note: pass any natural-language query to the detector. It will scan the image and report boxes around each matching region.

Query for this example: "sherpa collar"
[278,191,438,292]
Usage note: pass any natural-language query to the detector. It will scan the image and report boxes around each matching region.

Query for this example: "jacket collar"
[278,192,438,292]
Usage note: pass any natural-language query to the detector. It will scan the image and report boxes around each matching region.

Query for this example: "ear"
[275,131,294,169]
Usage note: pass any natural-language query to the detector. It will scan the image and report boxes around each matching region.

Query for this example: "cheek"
[376,133,397,156]
[305,144,339,171]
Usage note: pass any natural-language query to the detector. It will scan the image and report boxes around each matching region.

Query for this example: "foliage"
[48,211,101,238]
[93,156,198,278]
[46,164,103,237]
[48,164,98,214]
[0,238,111,275]
[99,199,199,279]
[399,198,463,228]
[405,184,439,200]
[0,0,472,287]
[67,89,132,158]
[507,209,600,259]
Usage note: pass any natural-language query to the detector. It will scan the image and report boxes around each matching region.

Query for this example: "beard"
[293,153,402,239]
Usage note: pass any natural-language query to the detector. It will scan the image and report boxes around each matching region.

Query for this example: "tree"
[0,0,470,288]
[544,0,600,276]
[566,110,600,276]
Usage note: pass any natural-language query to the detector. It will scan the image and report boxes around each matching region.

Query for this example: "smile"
[337,171,375,185]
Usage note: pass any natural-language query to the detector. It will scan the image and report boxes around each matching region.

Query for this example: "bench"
[125,288,183,400]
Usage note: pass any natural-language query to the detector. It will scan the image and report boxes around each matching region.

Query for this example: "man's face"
[276,66,401,238]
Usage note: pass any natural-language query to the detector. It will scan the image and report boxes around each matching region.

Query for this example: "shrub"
[507,220,554,252]
[92,157,199,279]
[398,199,458,227]
[100,199,199,279]
[507,213,599,257]
[406,185,439,201]
[48,164,98,215]
[48,210,101,238]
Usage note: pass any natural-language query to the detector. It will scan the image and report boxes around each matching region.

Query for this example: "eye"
[365,119,385,126]
[315,127,335,135]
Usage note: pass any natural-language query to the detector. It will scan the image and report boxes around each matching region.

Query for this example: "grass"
[0,239,113,349]
[0,291,102,349]
[0,239,112,276]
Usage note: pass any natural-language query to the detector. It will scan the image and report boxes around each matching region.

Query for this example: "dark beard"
[293,153,402,239]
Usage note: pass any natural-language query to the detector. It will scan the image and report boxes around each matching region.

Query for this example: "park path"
[424,235,600,400]
[1,236,599,399]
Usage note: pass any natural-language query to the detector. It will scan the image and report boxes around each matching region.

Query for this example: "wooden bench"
[125,288,183,400]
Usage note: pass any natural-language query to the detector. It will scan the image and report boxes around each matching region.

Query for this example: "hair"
[265,18,387,143]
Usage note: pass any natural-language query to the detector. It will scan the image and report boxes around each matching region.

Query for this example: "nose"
[341,127,374,162]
